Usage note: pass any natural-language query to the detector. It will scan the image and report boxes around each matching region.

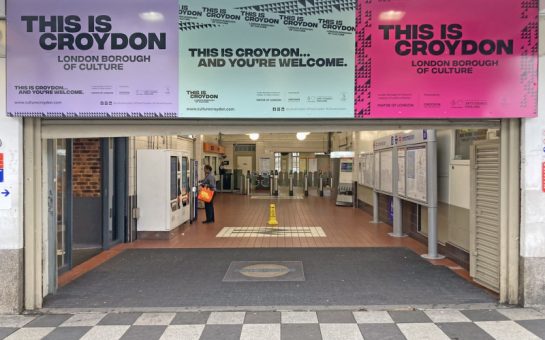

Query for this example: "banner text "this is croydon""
[20,15,167,50]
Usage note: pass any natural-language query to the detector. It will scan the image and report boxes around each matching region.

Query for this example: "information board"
[406,147,427,202]
[397,149,406,196]
[379,150,393,194]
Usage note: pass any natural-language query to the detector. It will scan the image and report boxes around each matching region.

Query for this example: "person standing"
[201,164,216,223]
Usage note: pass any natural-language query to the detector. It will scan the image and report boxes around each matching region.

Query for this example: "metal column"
[371,191,380,224]
[422,130,444,259]
[389,145,406,237]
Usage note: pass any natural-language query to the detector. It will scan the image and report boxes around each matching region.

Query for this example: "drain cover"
[223,261,305,282]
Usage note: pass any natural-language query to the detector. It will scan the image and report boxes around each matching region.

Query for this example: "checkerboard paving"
[0,309,544,340]
[216,227,326,238]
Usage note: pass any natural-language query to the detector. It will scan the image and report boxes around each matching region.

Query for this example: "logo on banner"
[0,153,4,183]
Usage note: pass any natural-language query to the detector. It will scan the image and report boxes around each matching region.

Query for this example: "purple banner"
[7,0,178,118]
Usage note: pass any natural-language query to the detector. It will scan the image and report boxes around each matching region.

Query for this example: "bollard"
[268,203,279,226]
[289,175,294,196]
[304,173,309,196]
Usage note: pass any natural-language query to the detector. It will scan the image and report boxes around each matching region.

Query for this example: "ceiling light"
[248,133,260,141]
[296,132,310,141]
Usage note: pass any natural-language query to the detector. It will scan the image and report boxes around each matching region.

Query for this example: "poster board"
[397,149,406,197]
[379,150,393,194]
[406,147,427,202]
[373,152,380,189]
[358,153,374,188]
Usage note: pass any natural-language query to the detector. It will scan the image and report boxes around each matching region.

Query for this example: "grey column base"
[0,249,23,314]
[520,256,545,307]
[421,253,446,260]
[370,220,381,224]
[388,232,408,238]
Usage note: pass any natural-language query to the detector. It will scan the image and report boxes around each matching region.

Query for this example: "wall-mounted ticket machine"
[137,150,191,238]
[336,157,354,206]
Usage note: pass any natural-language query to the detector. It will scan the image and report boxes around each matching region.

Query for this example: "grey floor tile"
[99,313,142,326]
[460,309,510,322]
[244,312,281,324]
[437,322,494,340]
[171,312,210,325]
[359,324,406,340]
[119,326,166,340]
[200,325,242,340]
[0,328,17,340]
[317,311,356,323]
[388,311,432,323]
[43,327,92,340]
[517,320,545,338]
[25,315,73,328]
[281,324,322,340]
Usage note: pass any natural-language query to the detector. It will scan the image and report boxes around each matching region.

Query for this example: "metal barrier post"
[239,174,245,195]
[274,170,278,196]
[319,176,324,197]
[289,174,294,196]
[269,172,274,196]
[304,172,309,197]
[246,173,251,196]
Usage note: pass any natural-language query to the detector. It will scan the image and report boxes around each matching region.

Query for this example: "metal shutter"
[470,141,501,292]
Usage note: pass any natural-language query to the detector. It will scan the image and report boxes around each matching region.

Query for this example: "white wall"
[218,133,328,172]
[520,11,545,258]
[0,59,24,250]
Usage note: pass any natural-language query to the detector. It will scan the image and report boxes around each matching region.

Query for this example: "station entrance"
[38,121,517,309]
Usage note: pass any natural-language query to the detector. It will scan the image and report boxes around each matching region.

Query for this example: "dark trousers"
[204,198,215,222]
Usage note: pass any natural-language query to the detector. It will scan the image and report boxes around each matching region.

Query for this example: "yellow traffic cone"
[268,203,279,226]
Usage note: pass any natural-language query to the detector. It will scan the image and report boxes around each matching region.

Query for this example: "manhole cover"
[223,261,305,282]
[239,264,290,278]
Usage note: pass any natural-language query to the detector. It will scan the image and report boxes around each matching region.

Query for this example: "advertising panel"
[7,0,179,117]
[355,0,538,118]
[179,0,355,118]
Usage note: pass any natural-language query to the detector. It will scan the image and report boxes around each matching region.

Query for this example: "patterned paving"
[216,227,326,238]
[1,309,544,339]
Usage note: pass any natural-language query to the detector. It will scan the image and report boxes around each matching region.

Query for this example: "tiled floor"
[1,309,544,340]
[59,193,484,297]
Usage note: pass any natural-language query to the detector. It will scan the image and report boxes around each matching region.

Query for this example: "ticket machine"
[137,149,190,238]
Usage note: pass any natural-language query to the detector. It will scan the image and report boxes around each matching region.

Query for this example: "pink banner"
[355,0,538,118]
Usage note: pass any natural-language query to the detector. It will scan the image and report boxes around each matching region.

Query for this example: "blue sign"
[0,169,4,183]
